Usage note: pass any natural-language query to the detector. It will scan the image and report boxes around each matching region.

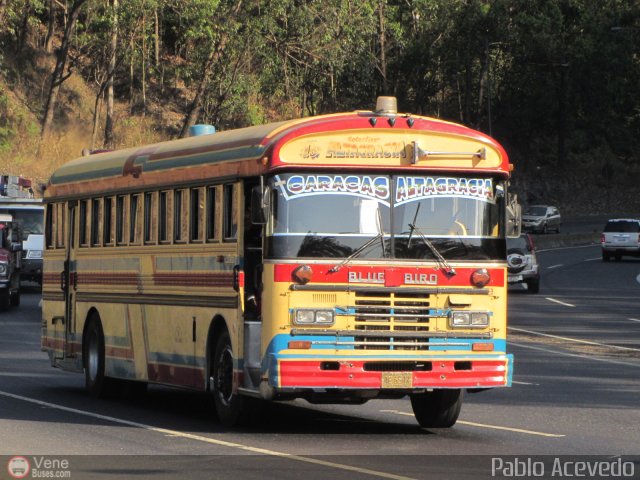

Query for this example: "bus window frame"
[223,183,238,242]
[103,196,114,246]
[116,195,126,246]
[144,191,157,245]
[79,200,89,247]
[206,185,220,243]
[129,193,142,246]
[190,186,205,244]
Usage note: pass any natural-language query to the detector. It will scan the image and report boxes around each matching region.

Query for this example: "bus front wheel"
[212,331,245,427]
[410,389,463,428]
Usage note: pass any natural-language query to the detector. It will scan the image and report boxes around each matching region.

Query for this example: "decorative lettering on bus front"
[281,174,390,203]
[395,177,494,204]
[326,141,407,159]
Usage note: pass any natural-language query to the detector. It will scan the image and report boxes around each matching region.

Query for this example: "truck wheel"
[410,389,463,428]
[10,290,20,307]
[0,290,9,310]
[602,252,611,262]
[526,277,540,294]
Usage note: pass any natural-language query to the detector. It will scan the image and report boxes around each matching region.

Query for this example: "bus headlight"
[449,311,489,328]
[27,250,43,259]
[293,309,335,326]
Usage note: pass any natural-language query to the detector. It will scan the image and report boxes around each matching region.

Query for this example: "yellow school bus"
[42,97,518,427]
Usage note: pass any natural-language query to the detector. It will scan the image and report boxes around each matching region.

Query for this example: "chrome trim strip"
[290,285,490,295]
[290,329,492,339]
[312,341,470,347]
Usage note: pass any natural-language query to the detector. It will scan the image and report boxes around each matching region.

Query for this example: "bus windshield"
[266,173,505,261]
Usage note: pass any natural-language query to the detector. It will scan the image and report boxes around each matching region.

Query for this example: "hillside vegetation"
[0,0,639,214]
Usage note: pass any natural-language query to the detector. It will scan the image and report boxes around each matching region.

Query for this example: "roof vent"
[375,96,397,115]
[188,124,216,137]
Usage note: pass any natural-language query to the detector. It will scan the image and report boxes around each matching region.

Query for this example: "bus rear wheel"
[84,316,108,397]
[410,389,463,428]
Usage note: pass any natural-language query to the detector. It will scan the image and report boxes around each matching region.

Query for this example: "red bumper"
[277,358,510,389]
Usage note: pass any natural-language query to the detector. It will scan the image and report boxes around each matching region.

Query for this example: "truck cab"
[0,213,22,309]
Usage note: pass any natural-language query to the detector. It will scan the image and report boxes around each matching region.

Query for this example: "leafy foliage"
[0,0,638,210]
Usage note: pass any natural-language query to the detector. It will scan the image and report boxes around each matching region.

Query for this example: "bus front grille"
[351,291,436,351]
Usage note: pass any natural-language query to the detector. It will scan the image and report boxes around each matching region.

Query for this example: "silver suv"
[601,219,640,261]
[522,205,561,234]
[507,233,540,293]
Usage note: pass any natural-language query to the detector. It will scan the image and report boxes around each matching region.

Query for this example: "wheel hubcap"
[88,332,99,381]
[215,346,234,406]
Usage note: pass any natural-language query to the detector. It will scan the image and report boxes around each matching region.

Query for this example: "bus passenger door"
[60,202,77,363]
[241,181,263,389]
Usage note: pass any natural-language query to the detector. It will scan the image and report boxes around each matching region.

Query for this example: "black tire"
[602,252,611,262]
[541,223,547,234]
[211,331,245,426]
[0,289,9,311]
[84,315,110,397]
[410,389,463,428]
[526,277,540,294]
[10,290,20,307]
[615,254,622,261]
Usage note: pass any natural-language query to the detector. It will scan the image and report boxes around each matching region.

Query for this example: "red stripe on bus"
[274,264,504,287]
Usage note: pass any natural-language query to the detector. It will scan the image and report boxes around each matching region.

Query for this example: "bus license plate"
[381,372,413,388]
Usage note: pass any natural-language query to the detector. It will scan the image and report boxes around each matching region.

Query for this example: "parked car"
[601,218,640,261]
[507,233,540,293]
[522,205,561,234]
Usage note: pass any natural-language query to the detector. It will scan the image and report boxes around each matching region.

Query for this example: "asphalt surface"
[1,244,640,479]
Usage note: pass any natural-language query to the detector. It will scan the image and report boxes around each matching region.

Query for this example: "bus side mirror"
[250,186,266,225]
[11,242,22,253]
[506,194,521,238]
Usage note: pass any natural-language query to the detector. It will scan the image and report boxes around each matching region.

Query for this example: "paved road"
[1,249,639,479]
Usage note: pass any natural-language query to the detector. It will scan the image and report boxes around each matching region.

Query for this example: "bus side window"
[144,191,156,244]
[45,204,54,249]
[103,197,114,246]
[158,191,169,243]
[129,194,141,245]
[90,198,101,246]
[223,184,237,241]
[190,187,204,243]
[206,186,219,242]
[116,195,126,245]
[174,189,185,243]
[56,202,66,248]
[79,200,88,246]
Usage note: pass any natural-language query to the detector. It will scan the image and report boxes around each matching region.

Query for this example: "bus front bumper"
[268,355,513,390]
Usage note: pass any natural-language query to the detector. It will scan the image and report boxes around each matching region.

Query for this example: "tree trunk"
[104,0,118,148]
[154,8,160,67]
[17,0,32,52]
[0,0,8,26]
[179,0,243,138]
[41,0,88,139]
[44,0,56,53]
[378,0,387,94]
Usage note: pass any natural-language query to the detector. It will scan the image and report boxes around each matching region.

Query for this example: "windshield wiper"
[407,222,457,277]
[329,204,387,273]
[407,203,421,249]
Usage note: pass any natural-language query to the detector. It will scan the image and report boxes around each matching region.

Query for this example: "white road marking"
[547,264,564,269]
[637,274,640,285]
[628,318,640,323]
[584,257,601,262]
[545,297,576,307]
[0,390,415,480]
[512,380,539,386]
[511,341,640,368]
[380,410,564,438]
[510,327,640,352]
